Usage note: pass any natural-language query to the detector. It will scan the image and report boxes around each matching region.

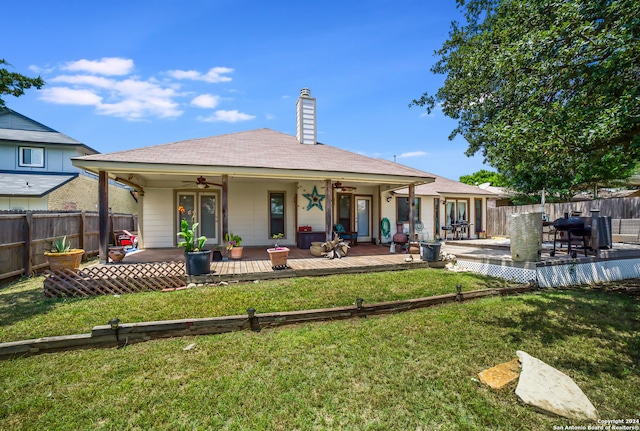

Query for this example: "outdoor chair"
[116,230,138,250]
[334,224,357,246]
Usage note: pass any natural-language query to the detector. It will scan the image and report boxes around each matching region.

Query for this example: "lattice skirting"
[456,260,537,284]
[43,262,187,298]
[537,258,640,287]
[458,258,640,287]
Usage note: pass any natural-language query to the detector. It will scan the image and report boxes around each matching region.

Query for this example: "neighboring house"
[392,175,497,241]
[478,182,513,207]
[0,108,137,213]
[72,89,492,258]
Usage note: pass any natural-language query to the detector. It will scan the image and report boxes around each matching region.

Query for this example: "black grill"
[550,217,591,257]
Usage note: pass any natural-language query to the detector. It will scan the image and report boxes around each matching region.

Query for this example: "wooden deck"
[88,238,640,287]
[105,244,435,283]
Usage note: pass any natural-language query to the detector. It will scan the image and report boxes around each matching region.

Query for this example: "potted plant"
[44,236,85,272]
[267,233,289,268]
[177,206,211,275]
[225,232,243,260]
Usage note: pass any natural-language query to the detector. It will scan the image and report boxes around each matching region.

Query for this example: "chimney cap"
[300,88,311,97]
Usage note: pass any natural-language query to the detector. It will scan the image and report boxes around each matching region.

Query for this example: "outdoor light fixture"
[108,318,121,342]
[386,196,393,203]
[355,298,364,309]
[456,284,463,302]
[108,318,120,330]
[197,182,206,189]
[247,307,260,332]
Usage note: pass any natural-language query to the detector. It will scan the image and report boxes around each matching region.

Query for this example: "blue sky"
[4,0,490,180]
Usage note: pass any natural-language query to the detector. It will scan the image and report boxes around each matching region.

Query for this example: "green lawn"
[1,271,638,430]
[0,269,506,342]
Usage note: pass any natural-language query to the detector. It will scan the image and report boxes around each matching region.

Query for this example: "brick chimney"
[296,88,316,144]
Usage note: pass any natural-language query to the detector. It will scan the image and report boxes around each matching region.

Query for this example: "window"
[397,197,421,223]
[19,147,44,167]
[269,192,285,238]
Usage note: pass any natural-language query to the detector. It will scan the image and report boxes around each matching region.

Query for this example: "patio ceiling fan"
[183,176,222,189]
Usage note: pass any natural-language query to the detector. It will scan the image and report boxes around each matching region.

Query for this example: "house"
[72,89,491,261]
[0,108,137,213]
[392,174,497,241]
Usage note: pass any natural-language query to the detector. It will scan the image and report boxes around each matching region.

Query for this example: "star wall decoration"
[303,186,325,211]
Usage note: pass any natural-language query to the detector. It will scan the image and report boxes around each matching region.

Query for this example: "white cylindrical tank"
[510,212,542,262]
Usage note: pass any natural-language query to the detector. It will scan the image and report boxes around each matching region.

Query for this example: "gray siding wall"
[0,141,86,173]
[0,114,50,131]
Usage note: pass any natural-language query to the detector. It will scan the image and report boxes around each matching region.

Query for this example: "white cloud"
[265,113,276,120]
[40,87,102,105]
[198,110,255,123]
[191,94,220,108]
[51,74,115,88]
[167,66,233,83]
[35,58,243,121]
[62,57,134,76]
[28,64,55,74]
[42,75,182,119]
[98,78,183,119]
[398,151,428,158]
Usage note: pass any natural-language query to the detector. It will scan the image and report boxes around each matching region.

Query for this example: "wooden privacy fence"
[0,211,137,282]
[487,197,640,237]
[0,283,536,360]
[43,262,186,298]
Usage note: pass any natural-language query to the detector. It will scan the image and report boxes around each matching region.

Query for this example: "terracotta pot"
[108,246,126,263]
[44,249,85,272]
[392,223,408,245]
[229,246,244,260]
[267,247,289,267]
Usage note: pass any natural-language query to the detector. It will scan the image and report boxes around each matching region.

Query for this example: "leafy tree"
[0,59,45,107]
[459,169,507,186]
[413,0,640,197]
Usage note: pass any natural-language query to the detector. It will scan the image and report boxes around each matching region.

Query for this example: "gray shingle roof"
[0,173,77,197]
[0,108,96,152]
[394,172,497,196]
[0,129,83,145]
[75,128,432,178]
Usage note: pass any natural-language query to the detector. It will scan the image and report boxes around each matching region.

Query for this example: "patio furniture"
[296,231,326,249]
[115,230,138,250]
[334,224,357,246]
[441,225,454,240]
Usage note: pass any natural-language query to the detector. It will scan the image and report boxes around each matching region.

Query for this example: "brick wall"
[48,175,138,214]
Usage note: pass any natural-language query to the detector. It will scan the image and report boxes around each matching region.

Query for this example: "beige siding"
[229,181,297,247]
[380,198,397,243]
[297,181,328,231]
[143,188,175,248]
